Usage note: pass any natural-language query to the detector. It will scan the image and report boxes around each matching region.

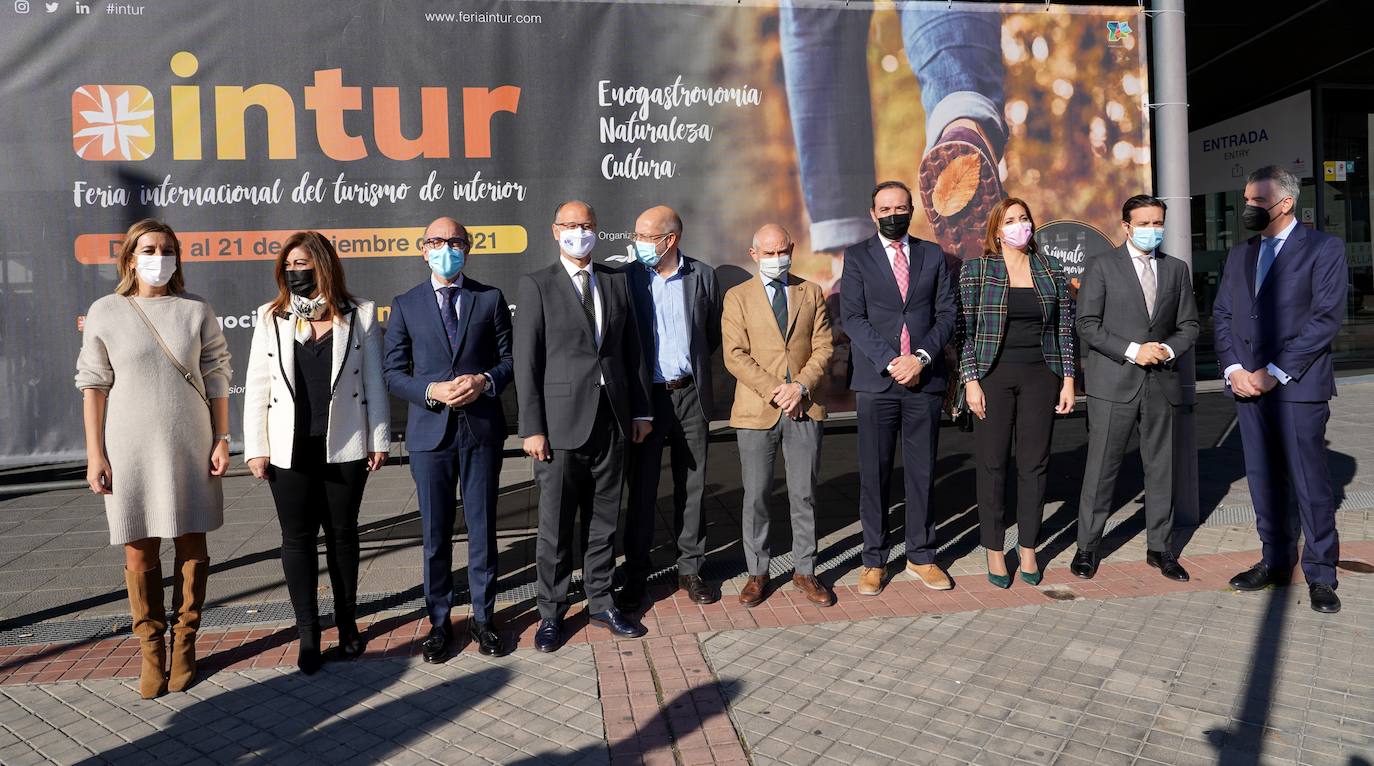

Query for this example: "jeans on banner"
[780,2,1005,251]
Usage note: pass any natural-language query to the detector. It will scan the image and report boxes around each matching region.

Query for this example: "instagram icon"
[14,0,31,13]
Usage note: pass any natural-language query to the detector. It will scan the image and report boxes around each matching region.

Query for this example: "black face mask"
[284,268,317,297]
[1241,199,1286,232]
[876,212,912,241]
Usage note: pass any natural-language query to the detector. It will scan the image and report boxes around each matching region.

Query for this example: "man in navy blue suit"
[384,216,514,660]
[1214,165,1349,614]
[841,181,958,595]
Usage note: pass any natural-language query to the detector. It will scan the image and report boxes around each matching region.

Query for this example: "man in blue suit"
[841,180,958,595]
[1214,165,1348,614]
[384,216,514,660]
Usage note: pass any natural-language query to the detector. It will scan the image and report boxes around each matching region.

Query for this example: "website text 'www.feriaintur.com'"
[423,9,543,24]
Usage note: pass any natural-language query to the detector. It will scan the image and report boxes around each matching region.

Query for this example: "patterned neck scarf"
[289,293,329,343]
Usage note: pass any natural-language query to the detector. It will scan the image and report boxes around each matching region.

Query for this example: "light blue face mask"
[427,245,465,280]
[633,240,662,268]
[1129,225,1164,253]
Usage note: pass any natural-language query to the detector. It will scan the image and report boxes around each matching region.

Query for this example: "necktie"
[769,279,788,338]
[1255,237,1277,295]
[439,286,460,351]
[890,241,911,355]
[1137,254,1156,316]
[770,280,791,382]
[575,270,596,332]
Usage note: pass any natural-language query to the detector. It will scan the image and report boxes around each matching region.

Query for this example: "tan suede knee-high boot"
[124,566,167,699]
[167,559,208,692]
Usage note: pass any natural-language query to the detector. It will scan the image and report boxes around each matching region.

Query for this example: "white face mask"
[135,254,177,287]
[559,228,596,259]
[758,255,791,281]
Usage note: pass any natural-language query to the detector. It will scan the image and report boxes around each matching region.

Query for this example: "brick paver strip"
[595,637,749,766]
[2,540,1372,688]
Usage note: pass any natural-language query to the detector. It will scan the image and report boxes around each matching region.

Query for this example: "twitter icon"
[45,1,58,11]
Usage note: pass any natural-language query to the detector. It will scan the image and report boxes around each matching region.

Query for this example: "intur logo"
[72,85,155,161]
[70,51,520,162]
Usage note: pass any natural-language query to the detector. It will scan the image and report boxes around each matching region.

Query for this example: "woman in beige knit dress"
[75,219,233,699]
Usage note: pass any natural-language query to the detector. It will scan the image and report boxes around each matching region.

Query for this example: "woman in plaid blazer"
[958,198,1076,589]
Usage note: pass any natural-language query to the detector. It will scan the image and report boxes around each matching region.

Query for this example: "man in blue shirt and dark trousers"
[1214,165,1348,614]
[618,205,723,609]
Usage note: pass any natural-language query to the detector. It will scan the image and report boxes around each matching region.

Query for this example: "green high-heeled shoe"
[1019,569,1043,586]
[987,571,1012,589]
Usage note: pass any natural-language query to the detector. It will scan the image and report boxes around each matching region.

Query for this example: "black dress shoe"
[534,619,561,653]
[1146,550,1190,582]
[1070,549,1099,580]
[678,575,718,605]
[421,625,452,664]
[1229,562,1291,591]
[1308,583,1341,614]
[469,620,505,656]
[588,608,647,638]
[614,581,646,612]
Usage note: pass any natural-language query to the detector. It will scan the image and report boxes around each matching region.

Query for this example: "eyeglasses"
[423,236,470,249]
[554,222,595,231]
[632,232,674,244]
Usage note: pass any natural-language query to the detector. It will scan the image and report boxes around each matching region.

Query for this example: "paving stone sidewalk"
[0,648,608,766]
[703,578,1374,766]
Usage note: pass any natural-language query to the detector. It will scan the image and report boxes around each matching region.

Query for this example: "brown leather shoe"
[905,562,954,591]
[793,574,835,607]
[857,566,885,596]
[738,575,767,608]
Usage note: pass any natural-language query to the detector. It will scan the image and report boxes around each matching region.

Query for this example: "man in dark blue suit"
[841,181,958,595]
[1214,165,1349,614]
[384,216,514,660]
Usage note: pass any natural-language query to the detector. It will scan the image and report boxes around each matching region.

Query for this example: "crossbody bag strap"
[124,296,210,408]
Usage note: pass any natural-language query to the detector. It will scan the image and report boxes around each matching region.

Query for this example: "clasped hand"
[771,382,806,420]
[432,374,486,408]
[890,355,925,387]
[1230,368,1278,398]
[1133,342,1171,366]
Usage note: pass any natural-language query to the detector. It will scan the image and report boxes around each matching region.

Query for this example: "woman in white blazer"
[243,231,389,674]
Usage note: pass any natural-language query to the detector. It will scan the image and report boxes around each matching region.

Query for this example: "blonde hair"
[114,219,185,296]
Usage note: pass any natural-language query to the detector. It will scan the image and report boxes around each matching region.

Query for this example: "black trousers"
[624,381,710,580]
[533,391,624,621]
[268,436,369,628]
[973,360,1059,550]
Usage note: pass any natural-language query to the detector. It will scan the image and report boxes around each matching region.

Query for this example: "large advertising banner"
[0,0,1151,466]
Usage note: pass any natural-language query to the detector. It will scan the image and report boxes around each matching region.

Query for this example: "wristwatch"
[796,381,809,399]
[213,433,231,443]
[914,349,932,366]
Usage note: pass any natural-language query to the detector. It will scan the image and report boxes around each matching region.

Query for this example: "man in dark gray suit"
[617,205,723,610]
[515,200,653,652]
[1071,195,1199,581]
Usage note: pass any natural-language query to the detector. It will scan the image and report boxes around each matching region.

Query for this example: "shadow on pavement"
[1205,585,1289,766]
[91,663,516,764]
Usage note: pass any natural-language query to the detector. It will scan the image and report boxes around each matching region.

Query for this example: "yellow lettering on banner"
[73,226,527,264]
[170,51,202,160]
[214,84,297,160]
